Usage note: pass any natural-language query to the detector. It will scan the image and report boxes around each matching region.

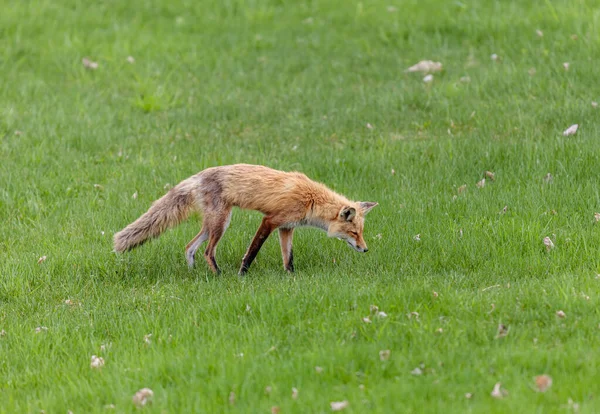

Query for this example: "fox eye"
[349,231,359,237]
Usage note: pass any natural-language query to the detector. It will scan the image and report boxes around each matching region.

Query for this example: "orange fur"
[113,164,377,274]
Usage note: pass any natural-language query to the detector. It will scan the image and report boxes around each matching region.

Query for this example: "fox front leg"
[278,228,294,272]
[238,217,276,275]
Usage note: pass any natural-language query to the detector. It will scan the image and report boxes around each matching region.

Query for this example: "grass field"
[2,0,600,412]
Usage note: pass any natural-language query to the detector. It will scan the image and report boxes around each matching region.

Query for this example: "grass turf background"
[1,0,600,412]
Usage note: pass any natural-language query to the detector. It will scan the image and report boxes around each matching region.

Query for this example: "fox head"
[327,201,378,252]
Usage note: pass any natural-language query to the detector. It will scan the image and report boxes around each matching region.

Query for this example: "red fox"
[114,164,377,275]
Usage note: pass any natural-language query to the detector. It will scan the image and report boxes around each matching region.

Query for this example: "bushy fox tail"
[113,183,195,252]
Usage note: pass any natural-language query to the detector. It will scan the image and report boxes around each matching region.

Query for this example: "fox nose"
[363,248,368,252]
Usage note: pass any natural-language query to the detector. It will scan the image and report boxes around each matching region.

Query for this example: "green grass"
[2,0,600,412]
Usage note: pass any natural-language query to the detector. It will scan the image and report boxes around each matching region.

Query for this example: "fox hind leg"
[185,226,208,268]
[203,209,232,274]
[278,228,295,272]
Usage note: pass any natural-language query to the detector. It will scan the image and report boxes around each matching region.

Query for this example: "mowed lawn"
[2,0,600,412]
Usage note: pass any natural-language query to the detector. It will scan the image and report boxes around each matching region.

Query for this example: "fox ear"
[359,202,378,215]
[339,206,356,221]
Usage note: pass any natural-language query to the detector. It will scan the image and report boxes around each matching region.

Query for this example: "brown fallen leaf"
[543,237,554,252]
[292,387,299,400]
[82,57,99,70]
[126,56,135,64]
[563,124,578,136]
[476,178,486,188]
[90,355,105,369]
[563,62,570,71]
[132,388,153,407]
[330,401,350,411]
[594,213,600,222]
[535,374,552,392]
[536,29,544,37]
[458,184,467,194]
[496,324,509,338]
[37,256,47,264]
[485,171,495,181]
[271,407,280,414]
[490,382,507,399]
[379,350,391,361]
[405,60,443,73]
[556,310,566,319]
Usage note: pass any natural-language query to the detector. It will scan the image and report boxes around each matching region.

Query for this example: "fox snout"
[346,238,368,253]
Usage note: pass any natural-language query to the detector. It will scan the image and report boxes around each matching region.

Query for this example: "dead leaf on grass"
[535,374,552,392]
[379,350,391,361]
[556,310,566,319]
[330,401,350,411]
[543,237,555,252]
[132,388,153,407]
[490,382,508,399]
[82,57,99,70]
[563,124,578,136]
[90,355,105,369]
[405,60,442,73]
[496,324,509,338]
